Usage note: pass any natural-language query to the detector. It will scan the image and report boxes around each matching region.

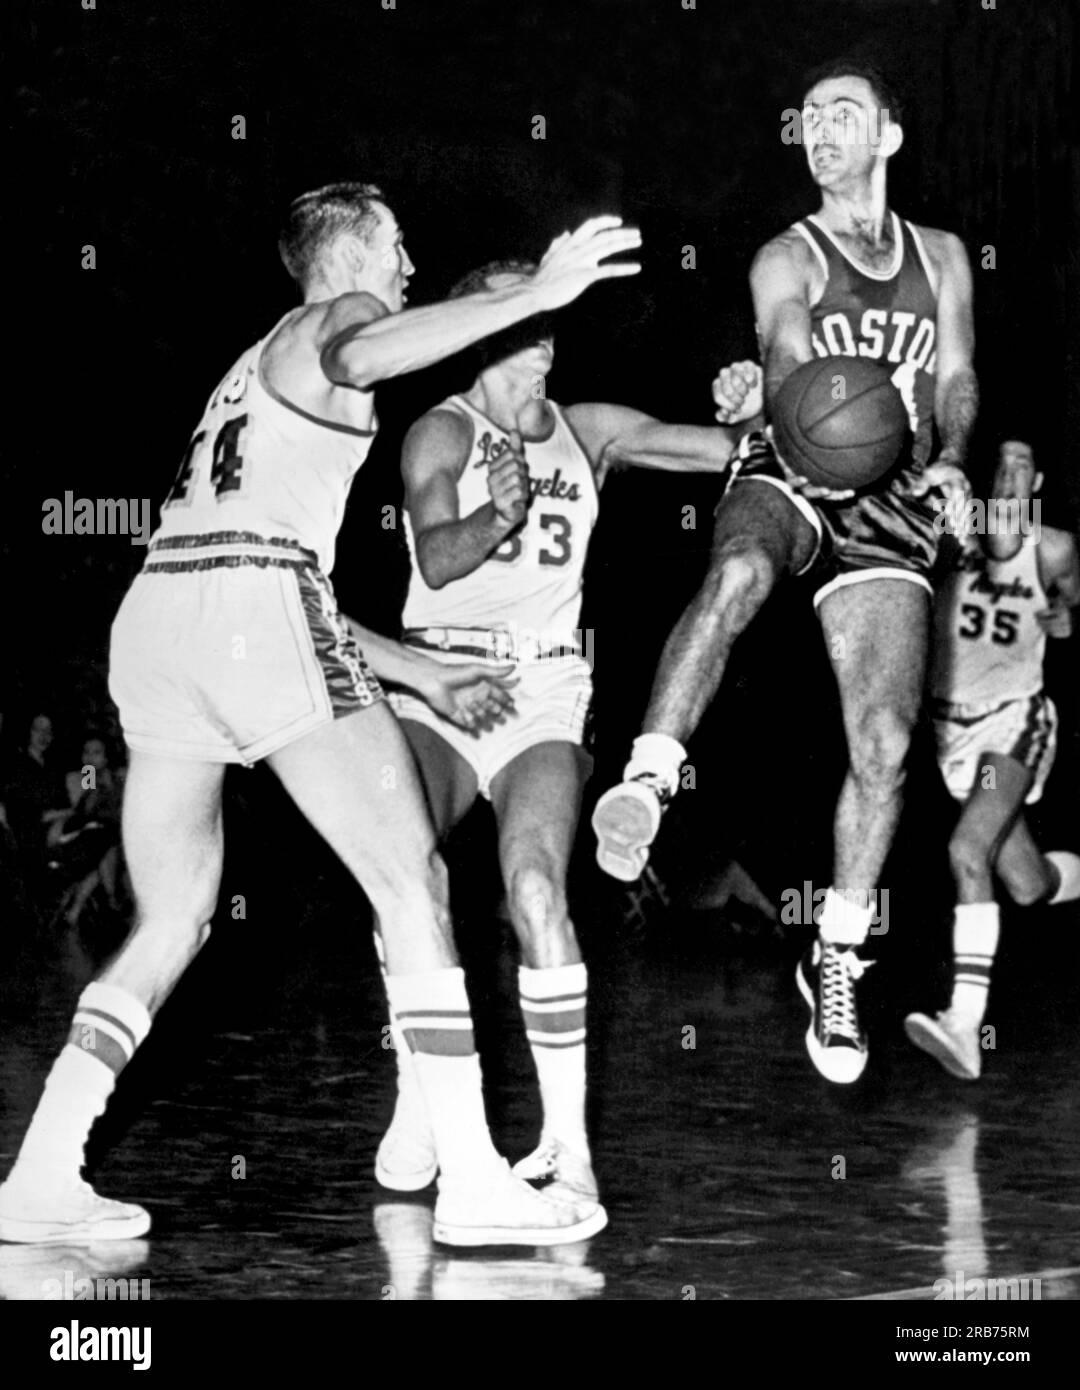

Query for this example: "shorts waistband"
[403,626,583,662]
[930,692,1043,723]
[143,532,319,573]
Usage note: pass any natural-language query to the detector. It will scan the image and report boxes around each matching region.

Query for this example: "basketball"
[770,356,909,490]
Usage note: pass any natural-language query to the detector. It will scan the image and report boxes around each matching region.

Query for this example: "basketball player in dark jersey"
[594,60,978,1084]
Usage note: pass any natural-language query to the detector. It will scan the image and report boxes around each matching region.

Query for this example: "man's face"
[802,76,893,188]
[993,440,1039,500]
[29,715,53,753]
[479,272,555,377]
[82,739,107,771]
[364,203,415,312]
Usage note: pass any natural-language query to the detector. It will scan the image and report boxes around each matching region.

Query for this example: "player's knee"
[708,545,775,607]
[850,707,914,790]
[699,546,776,634]
[368,843,450,922]
[1000,867,1047,908]
[947,831,993,885]
[507,861,566,937]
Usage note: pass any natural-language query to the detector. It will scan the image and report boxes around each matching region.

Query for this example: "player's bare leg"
[798,577,928,1083]
[0,753,225,1242]
[593,482,815,880]
[372,719,477,1193]
[267,706,604,1245]
[489,742,602,1216]
[907,754,1080,1079]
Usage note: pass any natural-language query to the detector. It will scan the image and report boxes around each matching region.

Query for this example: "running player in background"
[373,260,763,1216]
[0,186,641,1247]
[594,59,978,1084]
[906,437,1080,1078]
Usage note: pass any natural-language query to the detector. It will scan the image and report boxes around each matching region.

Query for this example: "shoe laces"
[526,1139,562,1178]
[629,773,673,809]
[819,945,871,1042]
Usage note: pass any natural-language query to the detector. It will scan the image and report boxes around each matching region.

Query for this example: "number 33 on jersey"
[401,395,599,645]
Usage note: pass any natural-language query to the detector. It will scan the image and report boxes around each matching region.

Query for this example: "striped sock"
[384,968,502,1182]
[372,931,426,1124]
[950,903,1000,1024]
[10,982,151,1186]
[519,963,590,1159]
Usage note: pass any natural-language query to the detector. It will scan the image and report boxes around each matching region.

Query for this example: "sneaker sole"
[433,1202,608,1249]
[0,1210,151,1244]
[591,790,657,883]
[904,1014,979,1081]
[374,1156,439,1193]
[794,956,867,1084]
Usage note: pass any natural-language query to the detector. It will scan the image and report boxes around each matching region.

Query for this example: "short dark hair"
[803,58,903,129]
[449,259,555,370]
[278,182,386,288]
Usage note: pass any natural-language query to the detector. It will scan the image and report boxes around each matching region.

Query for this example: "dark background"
[5,0,1078,939]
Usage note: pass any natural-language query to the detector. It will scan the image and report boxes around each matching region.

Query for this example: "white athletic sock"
[950,903,1000,1024]
[8,982,151,1187]
[623,733,686,798]
[383,968,502,1183]
[817,888,873,948]
[372,931,426,1125]
[518,963,590,1159]
[1046,851,1080,906]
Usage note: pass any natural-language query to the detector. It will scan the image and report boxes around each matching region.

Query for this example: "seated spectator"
[2,714,69,881]
[47,733,124,927]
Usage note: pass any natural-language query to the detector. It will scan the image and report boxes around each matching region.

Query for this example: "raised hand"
[1036,599,1073,640]
[488,429,531,527]
[531,216,642,312]
[713,360,764,425]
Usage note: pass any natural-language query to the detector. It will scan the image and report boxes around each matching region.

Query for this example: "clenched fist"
[489,428,531,527]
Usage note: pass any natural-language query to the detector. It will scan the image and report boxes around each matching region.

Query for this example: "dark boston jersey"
[793,212,938,472]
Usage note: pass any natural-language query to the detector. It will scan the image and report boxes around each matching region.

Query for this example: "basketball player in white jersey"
[905,438,1080,1078]
[594,60,978,1085]
[371,260,763,1212]
[0,185,643,1247]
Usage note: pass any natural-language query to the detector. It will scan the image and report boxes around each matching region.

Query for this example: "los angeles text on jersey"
[473,430,584,502]
[50,1320,151,1371]
[811,307,936,375]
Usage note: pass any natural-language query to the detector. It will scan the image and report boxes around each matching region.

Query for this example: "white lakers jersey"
[401,395,598,648]
[151,315,376,574]
[931,537,1047,705]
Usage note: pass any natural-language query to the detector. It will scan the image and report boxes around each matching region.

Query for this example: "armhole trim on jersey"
[429,400,477,481]
[804,210,904,281]
[905,221,938,296]
[792,221,830,282]
[552,403,601,508]
[255,351,378,438]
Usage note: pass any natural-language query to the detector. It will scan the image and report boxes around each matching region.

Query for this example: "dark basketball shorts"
[723,432,939,605]
[720,432,823,576]
[109,532,384,765]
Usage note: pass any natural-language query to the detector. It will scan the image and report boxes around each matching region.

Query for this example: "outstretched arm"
[341,613,516,733]
[320,217,642,389]
[563,402,750,490]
